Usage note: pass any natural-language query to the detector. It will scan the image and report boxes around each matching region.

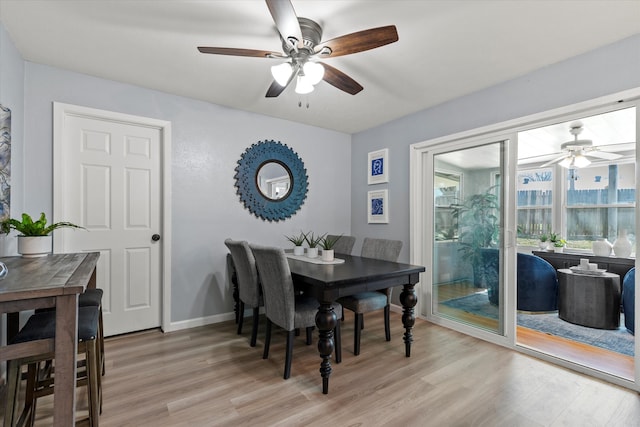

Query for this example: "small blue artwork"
[371,157,384,177]
[371,197,384,216]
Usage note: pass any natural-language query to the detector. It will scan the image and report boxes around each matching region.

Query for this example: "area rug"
[441,292,635,357]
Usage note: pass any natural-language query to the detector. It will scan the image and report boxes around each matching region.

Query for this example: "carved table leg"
[315,301,337,394]
[399,283,417,357]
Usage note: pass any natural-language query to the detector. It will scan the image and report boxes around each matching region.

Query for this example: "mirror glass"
[257,161,291,200]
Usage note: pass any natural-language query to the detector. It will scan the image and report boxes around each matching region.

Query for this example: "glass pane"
[432,142,503,334]
[517,168,553,246]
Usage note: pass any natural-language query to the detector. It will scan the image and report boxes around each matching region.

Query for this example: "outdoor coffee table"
[557,268,621,329]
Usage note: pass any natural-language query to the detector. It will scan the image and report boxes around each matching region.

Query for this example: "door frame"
[52,102,172,333]
[410,87,640,391]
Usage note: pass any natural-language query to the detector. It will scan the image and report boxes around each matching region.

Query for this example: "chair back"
[517,252,558,311]
[250,244,296,331]
[361,238,402,262]
[327,234,356,255]
[224,239,261,308]
[622,267,636,334]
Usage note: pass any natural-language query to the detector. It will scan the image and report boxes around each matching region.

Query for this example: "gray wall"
[351,34,640,264]
[1,22,352,326]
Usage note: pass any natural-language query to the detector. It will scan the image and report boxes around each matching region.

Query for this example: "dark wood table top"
[288,253,425,301]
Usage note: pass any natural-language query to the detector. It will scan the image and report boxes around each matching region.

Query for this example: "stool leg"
[98,307,105,376]
[3,360,20,427]
[86,340,100,427]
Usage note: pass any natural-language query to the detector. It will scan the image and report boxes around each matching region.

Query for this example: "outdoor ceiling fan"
[197,0,399,97]
[532,121,632,169]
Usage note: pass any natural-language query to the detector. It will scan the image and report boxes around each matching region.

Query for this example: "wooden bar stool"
[4,306,101,427]
[79,289,105,376]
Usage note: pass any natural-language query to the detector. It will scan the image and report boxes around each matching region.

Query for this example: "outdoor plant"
[0,212,84,236]
[285,231,306,246]
[319,234,342,250]
[451,185,499,288]
[303,232,325,249]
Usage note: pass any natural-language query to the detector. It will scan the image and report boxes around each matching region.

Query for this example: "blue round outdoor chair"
[622,267,635,335]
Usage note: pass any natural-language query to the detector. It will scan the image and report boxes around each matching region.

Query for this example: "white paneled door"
[53,104,169,336]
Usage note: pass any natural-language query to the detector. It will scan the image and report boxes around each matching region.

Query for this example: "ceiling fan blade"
[315,25,399,58]
[518,152,564,165]
[321,63,363,95]
[584,151,623,160]
[266,81,286,98]
[197,47,282,58]
[540,154,570,168]
[265,0,303,49]
[265,63,298,97]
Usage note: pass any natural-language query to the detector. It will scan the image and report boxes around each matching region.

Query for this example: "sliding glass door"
[431,140,506,335]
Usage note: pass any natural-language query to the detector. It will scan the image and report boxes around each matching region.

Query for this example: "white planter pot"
[17,235,52,258]
[321,249,334,262]
[293,245,305,256]
[306,247,318,258]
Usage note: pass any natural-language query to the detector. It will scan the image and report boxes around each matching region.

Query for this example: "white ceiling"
[1,0,639,135]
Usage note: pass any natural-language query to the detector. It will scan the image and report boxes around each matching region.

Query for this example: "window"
[516,107,636,255]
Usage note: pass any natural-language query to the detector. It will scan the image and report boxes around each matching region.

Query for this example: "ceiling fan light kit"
[539,121,623,169]
[198,0,398,98]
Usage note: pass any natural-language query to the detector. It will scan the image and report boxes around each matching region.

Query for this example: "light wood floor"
[3,311,639,426]
[436,282,635,380]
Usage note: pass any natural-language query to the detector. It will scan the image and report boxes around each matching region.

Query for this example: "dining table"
[0,252,100,427]
[286,253,426,394]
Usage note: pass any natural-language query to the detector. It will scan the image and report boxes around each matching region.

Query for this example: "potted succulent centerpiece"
[548,232,566,253]
[0,212,85,258]
[319,234,342,262]
[285,231,307,256]
[303,232,325,259]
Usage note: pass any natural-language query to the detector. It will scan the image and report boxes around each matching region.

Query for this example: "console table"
[557,268,621,329]
[533,250,634,279]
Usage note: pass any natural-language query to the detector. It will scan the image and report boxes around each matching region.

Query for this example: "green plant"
[320,234,342,250]
[0,212,84,236]
[451,186,500,288]
[304,232,325,249]
[285,231,307,246]
[539,234,548,243]
[548,232,566,246]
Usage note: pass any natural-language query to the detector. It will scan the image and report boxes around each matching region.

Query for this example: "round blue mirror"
[234,140,308,221]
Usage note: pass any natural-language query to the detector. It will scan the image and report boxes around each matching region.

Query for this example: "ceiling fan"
[533,121,628,168]
[197,0,398,97]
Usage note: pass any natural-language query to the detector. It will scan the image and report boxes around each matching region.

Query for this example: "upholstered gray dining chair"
[338,237,402,355]
[326,234,356,255]
[224,238,263,347]
[250,244,342,379]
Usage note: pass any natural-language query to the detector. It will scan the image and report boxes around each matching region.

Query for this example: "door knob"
[152,234,161,242]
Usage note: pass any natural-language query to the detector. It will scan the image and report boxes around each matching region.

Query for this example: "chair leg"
[334,319,342,363]
[305,326,313,345]
[354,313,363,356]
[237,301,245,335]
[384,304,391,342]
[284,330,294,379]
[250,307,260,347]
[263,319,272,359]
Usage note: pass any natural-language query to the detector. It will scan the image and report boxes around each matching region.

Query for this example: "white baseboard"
[164,311,235,332]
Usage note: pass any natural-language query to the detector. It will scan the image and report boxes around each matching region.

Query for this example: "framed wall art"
[367,189,388,224]
[367,148,388,184]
